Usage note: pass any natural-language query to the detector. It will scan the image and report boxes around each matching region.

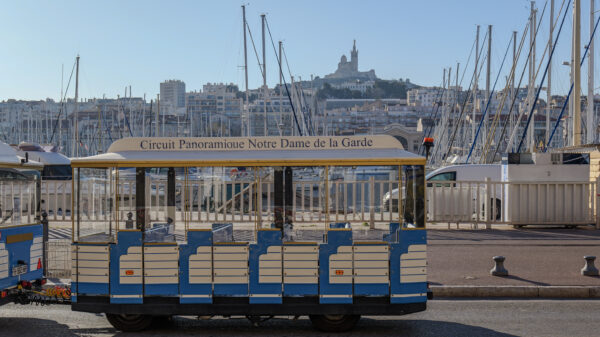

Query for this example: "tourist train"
[67,135,429,332]
[0,141,46,306]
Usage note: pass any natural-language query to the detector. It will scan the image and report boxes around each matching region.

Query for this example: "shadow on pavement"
[503,275,550,286]
[0,317,112,337]
[0,315,517,337]
[105,316,517,337]
[359,318,518,337]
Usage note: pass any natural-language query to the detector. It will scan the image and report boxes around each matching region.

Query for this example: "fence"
[45,240,71,278]
[427,178,599,228]
[0,179,37,226]
[41,180,72,221]
[42,178,600,229]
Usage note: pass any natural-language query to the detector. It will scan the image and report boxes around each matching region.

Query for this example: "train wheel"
[105,313,153,332]
[309,314,360,332]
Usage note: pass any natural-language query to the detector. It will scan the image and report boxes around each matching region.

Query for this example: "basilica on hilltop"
[324,40,377,81]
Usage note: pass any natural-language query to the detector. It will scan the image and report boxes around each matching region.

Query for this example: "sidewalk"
[427,227,600,297]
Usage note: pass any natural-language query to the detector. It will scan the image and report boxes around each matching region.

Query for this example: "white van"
[427,164,502,183]
[384,164,502,219]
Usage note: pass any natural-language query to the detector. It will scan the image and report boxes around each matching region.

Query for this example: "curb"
[431,285,600,298]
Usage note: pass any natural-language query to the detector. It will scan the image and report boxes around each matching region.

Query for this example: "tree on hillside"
[316,80,417,100]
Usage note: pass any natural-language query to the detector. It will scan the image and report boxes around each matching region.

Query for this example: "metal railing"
[427,178,598,228]
[43,177,600,229]
[41,180,72,221]
[0,180,37,226]
[45,240,71,278]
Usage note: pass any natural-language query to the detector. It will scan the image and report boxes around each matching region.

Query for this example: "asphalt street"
[1,300,599,336]
[427,227,600,286]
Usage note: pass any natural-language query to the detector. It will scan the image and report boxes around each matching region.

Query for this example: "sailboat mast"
[510,30,517,145]
[261,14,267,136]
[98,105,102,153]
[446,67,452,160]
[529,4,537,150]
[573,0,582,145]
[142,93,146,137]
[472,25,480,148]
[129,85,133,137]
[547,0,554,145]
[587,0,595,143]
[74,55,80,157]
[527,2,535,151]
[156,94,160,137]
[485,25,492,152]
[59,64,63,148]
[279,41,283,134]
[434,68,447,165]
[454,62,459,150]
[242,5,250,137]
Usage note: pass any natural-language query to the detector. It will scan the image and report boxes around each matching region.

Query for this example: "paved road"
[428,228,600,286]
[1,300,599,336]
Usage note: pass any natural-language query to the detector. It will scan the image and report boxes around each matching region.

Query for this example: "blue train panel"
[319,229,353,304]
[179,230,213,303]
[0,224,43,293]
[213,242,248,296]
[390,229,427,304]
[74,223,429,308]
[110,231,143,304]
[144,242,179,296]
[249,229,282,304]
[353,242,389,296]
[283,242,319,296]
[72,243,110,300]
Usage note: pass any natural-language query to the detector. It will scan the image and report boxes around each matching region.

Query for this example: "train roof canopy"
[71,136,425,167]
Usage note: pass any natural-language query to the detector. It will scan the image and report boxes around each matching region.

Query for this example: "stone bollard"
[490,256,508,276]
[581,256,599,276]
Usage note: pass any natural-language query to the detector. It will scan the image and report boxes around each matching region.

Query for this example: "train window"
[0,171,37,227]
[185,166,259,236]
[73,167,116,242]
[403,165,425,228]
[137,167,184,242]
[328,165,400,238]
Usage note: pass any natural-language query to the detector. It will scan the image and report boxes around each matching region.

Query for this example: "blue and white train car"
[69,136,429,332]
[0,141,45,305]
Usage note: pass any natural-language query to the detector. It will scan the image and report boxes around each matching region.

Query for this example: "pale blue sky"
[0,0,595,100]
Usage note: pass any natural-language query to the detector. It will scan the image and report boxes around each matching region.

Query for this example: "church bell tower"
[350,40,358,72]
